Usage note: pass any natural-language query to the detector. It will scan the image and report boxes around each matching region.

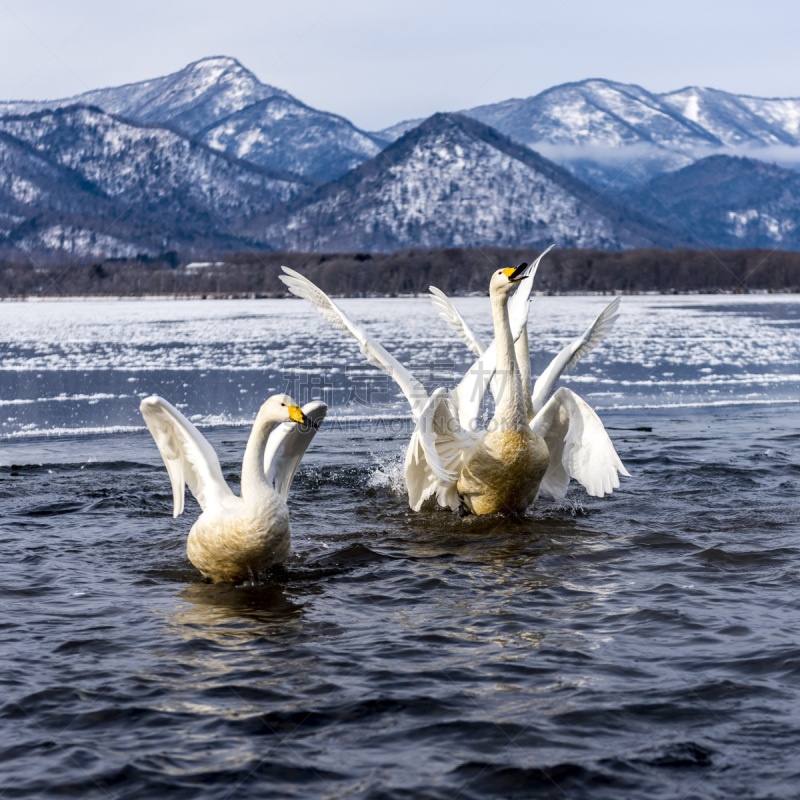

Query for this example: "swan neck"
[491,291,527,429]
[241,412,280,500]
[515,324,534,422]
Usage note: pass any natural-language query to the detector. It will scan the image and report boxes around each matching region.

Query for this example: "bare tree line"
[2,247,799,298]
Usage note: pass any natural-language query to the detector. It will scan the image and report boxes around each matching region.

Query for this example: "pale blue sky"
[0,0,798,131]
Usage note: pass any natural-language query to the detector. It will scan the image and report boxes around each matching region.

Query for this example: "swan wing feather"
[405,388,467,511]
[506,245,554,339]
[140,395,231,517]
[264,400,328,500]
[531,387,629,499]
[532,296,620,413]
[428,286,486,357]
[280,267,428,416]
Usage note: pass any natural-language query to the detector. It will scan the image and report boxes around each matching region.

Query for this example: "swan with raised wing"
[429,263,628,501]
[140,394,326,582]
[280,259,627,515]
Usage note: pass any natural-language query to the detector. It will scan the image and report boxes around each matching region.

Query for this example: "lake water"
[2,294,800,799]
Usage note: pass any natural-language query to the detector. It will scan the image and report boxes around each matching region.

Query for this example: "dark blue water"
[2,296,800,798]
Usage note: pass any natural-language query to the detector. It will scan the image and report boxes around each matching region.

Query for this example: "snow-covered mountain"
[0,57,291,132]
[262,113,683,253]
[197,95,385,182]
[0,56,385,182]
[0,105,311,256]
[376,80,800,189]
[6,59,800,189]
[661,87,800,147]
[620,155,800,250]
[2,59,800,258]
[466,79,721,149]
[0,128,124,254]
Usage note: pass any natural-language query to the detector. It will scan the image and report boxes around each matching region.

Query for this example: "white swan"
[429,265,629,499]
[429,286,620,415]
[140,394,327,582]
[452,265,549,514]
[280,263,627,515]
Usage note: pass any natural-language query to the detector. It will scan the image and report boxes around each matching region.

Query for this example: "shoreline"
[3,287,800,302]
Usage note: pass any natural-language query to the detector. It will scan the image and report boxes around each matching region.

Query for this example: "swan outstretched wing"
[531,387,629,499]
[140,395,232,516]
[264,400,328,500]
[429,286,486,357]
[405,388,472,511]
[532,296,620,413]
[280,267,428,417]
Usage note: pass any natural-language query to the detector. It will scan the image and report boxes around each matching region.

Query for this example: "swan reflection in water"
[171,578,305,642]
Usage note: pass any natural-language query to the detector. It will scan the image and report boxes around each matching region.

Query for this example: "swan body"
[140,393,326,582]
[457,424,549,515]
[282,260,624,516]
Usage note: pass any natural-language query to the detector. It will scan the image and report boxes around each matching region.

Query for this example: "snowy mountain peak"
[0,56,295,136]
[185,55,248,74]
[157,55,262,96]
[164,55,291,103]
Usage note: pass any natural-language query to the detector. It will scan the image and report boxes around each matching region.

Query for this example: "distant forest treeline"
[2,247,800,298]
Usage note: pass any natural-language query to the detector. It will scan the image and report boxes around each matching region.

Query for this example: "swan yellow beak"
[287,405,307,424]
[503,263,528,283]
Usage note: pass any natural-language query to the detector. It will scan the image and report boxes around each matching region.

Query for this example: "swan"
[280,262,627,515]
[428,285,620,416]
[452,264,549,514]
[140,393,327,582]
[428,261,629,500]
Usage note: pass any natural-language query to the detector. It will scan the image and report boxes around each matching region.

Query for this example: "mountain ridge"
[620,154,800,250]
[0,56,386,182]
[377,78,800,188]
[260,113,685,252]
[0,103,312,257]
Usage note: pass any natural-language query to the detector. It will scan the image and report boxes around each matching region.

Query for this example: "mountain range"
[1,56,798,259]
[260,114,682,252]
[0,103,310,257]
[0,57,385,183]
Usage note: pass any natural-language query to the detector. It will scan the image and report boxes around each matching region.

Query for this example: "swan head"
[260,394,307,425]
[489,263,528,297]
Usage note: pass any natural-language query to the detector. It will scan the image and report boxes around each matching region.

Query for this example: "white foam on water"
[367,451,407,497]
[0,424,144,440]
[0,392,123,407]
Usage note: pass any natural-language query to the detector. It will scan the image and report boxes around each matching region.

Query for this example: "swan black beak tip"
[509,262,528,282]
